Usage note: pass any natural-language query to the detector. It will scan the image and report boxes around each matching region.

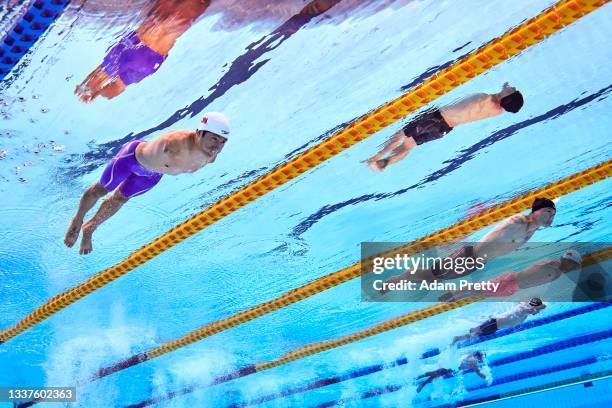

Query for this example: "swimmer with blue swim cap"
[64,112,229,255]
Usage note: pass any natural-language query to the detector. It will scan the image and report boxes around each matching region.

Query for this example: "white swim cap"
[198,112,230,137]
[562,249,582,265]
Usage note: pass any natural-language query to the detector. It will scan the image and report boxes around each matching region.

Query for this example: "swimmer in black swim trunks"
[366,83,523,171]
[451,298,546,345]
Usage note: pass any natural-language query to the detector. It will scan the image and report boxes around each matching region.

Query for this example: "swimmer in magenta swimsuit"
[76,0,210,102]
[99,32,166,87]
[64,112,229,254]
[365,83,523,171]
[439,250,582,302]
[452,298,546,345]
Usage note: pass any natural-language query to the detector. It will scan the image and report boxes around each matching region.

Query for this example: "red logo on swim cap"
[201,117,208,124]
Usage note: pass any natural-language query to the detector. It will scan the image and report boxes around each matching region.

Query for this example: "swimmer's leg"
[366,131,404,168]
[452,333,473,346]
[80,189,129,255]
[75,67,126,102]
[381,136,416,170]
[366,131,416,171]
[75,66,113,103]
[97,78,127,100]
[64,182,109,248]
[416,374,435,393]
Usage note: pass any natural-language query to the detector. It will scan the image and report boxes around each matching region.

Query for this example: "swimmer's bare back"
[439,84,519,127]
[439,93,504,127]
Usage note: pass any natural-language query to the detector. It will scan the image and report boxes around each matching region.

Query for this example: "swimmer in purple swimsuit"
[64,112,229,254]
[365,83,523,171]
[76,0,210,102]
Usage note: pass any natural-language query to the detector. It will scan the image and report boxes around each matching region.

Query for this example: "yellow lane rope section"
[583,248,612,266]
[144,161,610,361]
[0,0,607,344]
[586,247,612,264]
[255,298,482,371]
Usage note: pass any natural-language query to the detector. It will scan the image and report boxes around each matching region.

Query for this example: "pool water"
[0,0,611,407]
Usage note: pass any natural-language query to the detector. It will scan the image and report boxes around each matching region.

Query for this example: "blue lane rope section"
[457,302,612,348]
[0,0,70,80]
[312,328,612,408]
[485,329,612,370]
[432,364,611,408]
[229,303,611,407]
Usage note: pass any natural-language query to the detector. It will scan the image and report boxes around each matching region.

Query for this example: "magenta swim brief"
[101,32,166,86]
[100,140,162,198]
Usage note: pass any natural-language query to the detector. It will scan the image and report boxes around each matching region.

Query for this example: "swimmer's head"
[500,90,524,113]
[472,351,486,362]
[197,112,229,160]
[561,249,582,269]
[528,297,546,312]
[531,197,556,227]
[198,112,230,138]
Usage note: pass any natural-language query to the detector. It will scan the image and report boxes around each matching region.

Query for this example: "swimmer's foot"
[79,223,94,255]
[367,160,381,172]
[64,217,83,248]
[75,84,96,103]
[366,158,388,172]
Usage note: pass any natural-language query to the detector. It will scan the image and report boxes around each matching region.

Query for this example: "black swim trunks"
[402,109,453,145]
[431,245,477,279]
[476,318,498,336]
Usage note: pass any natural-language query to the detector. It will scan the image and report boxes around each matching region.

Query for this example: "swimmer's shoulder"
[159,129,194,146]
[507,214,528,225]
[162,129,194,139]
[489,214,527,233]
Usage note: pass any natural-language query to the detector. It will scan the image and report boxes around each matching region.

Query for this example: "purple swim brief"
[100,140,162,198]
[101,32,166,86]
